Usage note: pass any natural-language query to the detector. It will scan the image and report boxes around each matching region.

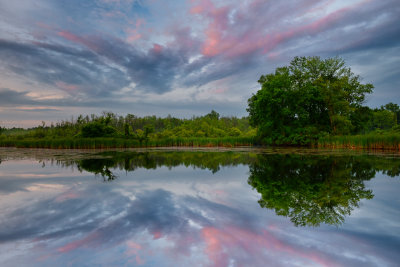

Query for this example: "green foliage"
[373,110,396,130]
[124,123,130,137]
[382,102,400,124]
[205,110,220,120]
[228,127,242,136]
[248,56,374,145]
[81,122,117,138]
[350,106,373,134]
[248,154,377,226]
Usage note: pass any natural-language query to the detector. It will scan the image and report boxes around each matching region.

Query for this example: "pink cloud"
[190,0,213,15]
[126,29,142,42]
[58,232,100,253]
[191,0,366,59]
[53,215,338,266]
[152,43,163,54]
[190,6,204,14]
[202,226,338,267]
[125,241,145,265]
[125,18,145,43]
[55,81,79,94]
[55,191,80,202]
[152,230,163,240]
[136,18,145,28]
[100,0,135,4]
[211,88,228,94]
[57,31,100,52]
[35,22,54,30]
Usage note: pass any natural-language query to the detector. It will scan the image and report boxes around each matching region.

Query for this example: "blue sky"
[0,0,399,127]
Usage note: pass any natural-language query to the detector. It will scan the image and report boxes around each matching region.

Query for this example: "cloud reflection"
[0,150,399,266]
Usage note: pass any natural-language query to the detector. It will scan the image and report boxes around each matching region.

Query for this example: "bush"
[81,122,117,138]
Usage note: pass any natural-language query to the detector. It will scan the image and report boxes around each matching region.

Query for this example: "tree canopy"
[247,56,374,145]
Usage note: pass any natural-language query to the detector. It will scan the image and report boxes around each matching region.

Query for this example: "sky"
[0,0,399,127]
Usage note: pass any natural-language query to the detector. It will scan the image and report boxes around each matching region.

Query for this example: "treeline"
[0,110,255,146]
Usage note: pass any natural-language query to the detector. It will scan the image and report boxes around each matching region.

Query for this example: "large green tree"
[247,56,373,144]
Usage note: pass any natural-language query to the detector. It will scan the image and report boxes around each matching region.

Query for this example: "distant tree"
[124,123,130,137]
[135,129,145,144]
[206,110,220,120]
[373,110,396,130]
[382,102,400,124]
[228,127,242,137]
[144,125,154,138]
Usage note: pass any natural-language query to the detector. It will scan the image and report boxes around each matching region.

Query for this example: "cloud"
[0,38,130,97]
[0,0,399,126]
[0,88,37,106]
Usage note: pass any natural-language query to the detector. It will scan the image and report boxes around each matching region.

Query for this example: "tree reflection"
[248,154,379,227]
[77,158,117,182]
[73,150,399,226]
[75,151,256,180]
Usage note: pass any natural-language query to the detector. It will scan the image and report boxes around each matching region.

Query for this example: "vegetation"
[0,111,255,148]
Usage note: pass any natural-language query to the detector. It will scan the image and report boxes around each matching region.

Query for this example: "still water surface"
[0,148,399,266]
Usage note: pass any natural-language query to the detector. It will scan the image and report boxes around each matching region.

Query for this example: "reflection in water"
[248,154,378,226]
[0,149,400,266]
[74,151,256,181]
[77,158,118,181]
[73,151,400,227]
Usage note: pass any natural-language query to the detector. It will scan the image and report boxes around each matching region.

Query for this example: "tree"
[382,102,400,124]
[373,109,396,130]
[247,56,373,145]
[206,110,220,120]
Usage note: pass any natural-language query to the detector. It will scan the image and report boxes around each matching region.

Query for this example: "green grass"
[317,133,400,150]
[0,137,255,149]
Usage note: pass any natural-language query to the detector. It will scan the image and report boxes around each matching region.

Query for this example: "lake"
[0,147,399,267]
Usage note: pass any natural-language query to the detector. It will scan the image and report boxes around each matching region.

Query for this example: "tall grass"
[0,137,255,149]
[3,134,399,150]
[318,133,400,150]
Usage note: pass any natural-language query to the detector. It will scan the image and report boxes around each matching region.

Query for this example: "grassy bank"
[317,133,400,150]
[0,136,255,149]
[1,134,400,150]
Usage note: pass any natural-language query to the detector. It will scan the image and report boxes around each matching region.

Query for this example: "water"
[0,148,399,267]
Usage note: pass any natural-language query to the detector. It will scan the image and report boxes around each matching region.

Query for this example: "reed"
[0,137,255,149]
[318,133,400,150]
